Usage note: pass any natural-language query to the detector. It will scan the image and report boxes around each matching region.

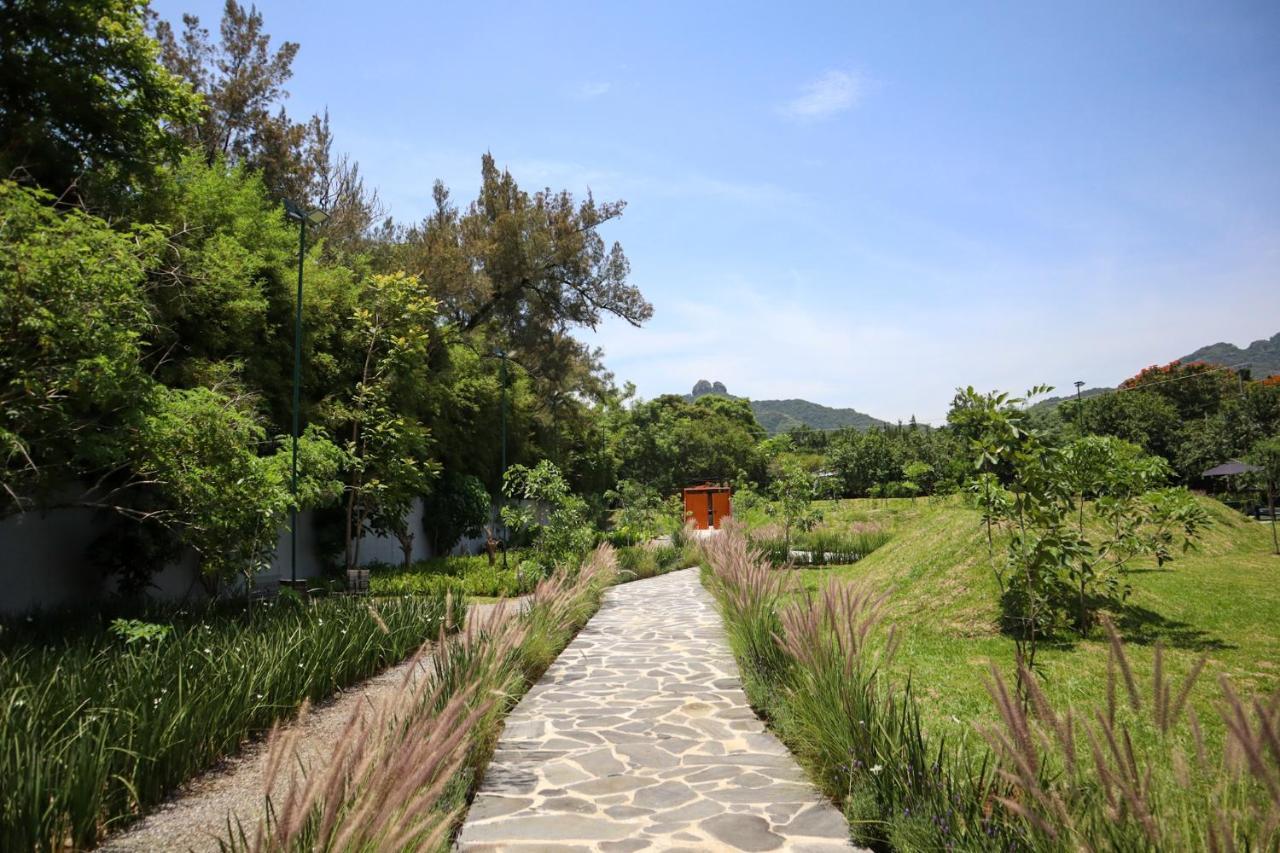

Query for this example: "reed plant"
[749,526,891,567]
[0,592,456,850]
[614,542,696,582]
[227,545,617,851]
[704,525,1280,850]
[981,618,1280,850]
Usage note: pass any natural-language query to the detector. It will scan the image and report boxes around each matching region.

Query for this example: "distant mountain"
[1177,333,1280,379]
[687,380,888,435]
[1028,386,1111,414]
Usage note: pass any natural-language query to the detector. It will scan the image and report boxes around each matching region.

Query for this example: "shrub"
[0,592,456,850]
[367,554,535,598]
[748,527,891,567]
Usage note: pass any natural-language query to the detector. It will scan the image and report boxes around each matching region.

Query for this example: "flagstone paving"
[457,568,860,852]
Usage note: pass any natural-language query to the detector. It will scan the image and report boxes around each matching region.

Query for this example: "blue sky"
[154,0,1280,423]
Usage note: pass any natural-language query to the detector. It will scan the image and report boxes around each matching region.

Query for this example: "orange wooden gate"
[682,484,732,529]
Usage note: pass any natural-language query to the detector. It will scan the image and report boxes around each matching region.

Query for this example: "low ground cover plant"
[228,546,617,851]
[367,554,534,598]
[615,541,700,581]
[0,591,456,850]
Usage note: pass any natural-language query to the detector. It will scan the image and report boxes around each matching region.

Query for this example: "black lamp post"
[498,349,509,571]
[1074,380,1086,433]
[283,200,329,586]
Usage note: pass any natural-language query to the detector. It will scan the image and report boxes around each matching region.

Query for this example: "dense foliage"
[0,1,652,592]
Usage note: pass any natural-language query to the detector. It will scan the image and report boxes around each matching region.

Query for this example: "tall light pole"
[283,201,329,586]
[498,349,509,571]
[1074,380,1086,434]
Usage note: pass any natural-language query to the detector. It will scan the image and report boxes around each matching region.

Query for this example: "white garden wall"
[0,498,496,615]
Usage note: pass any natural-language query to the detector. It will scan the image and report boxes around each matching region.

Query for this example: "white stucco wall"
[0,498,500,614]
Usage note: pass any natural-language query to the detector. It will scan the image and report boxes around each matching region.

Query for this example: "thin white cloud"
[782,70,862,120]
[575,81,611,99]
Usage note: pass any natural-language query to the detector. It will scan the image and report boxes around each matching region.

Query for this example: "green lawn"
[783,496,1280,753]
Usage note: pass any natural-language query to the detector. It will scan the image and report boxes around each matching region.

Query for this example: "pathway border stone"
[457,568,861,852]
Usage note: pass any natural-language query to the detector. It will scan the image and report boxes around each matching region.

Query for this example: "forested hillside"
[1178,332,1280,378]
[686,380,887,434]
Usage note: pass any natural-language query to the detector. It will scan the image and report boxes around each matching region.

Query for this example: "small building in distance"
[683,482,732,530]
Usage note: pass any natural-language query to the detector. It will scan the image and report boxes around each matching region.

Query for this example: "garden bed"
[0,591,456,850]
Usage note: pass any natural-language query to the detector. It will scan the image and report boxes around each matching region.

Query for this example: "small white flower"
[870,764,883,775]
[256,693,264,700]
[204,647,212,654]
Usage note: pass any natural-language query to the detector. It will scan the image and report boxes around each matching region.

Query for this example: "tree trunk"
[398,528,414,569]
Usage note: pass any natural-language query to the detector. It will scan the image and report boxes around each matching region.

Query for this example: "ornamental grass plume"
[982,616,1280,849]
[234,545,616,852]
[777,579,896,682]
[245,640,504,852]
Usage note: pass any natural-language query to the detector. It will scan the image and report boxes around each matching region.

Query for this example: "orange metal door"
[711,490,731,528]
[683,491,707,529]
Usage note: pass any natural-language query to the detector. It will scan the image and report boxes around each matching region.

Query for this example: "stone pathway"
[458,568,859,852]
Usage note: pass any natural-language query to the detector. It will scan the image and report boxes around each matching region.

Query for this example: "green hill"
[1177,332,1280,378]
[1027,385,1110,415]
[796,495,1280,742]
[686,380,888,435]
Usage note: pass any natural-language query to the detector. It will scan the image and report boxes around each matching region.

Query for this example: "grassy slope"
[792,496,1280,750]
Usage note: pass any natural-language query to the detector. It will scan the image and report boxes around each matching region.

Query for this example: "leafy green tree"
[1119,360,1235,420]
[138,154,296,395]
[609,394,766,496]
[134,386,344,586]
[901,460,931,502]
[1221,382,1280,456]
[605,478,663,544]
[766,460,823,553]
[322,272,438,571]
[420,470,491,556]
[0,0,199,200]
[825,429,902,497]
[501,461,593,575]
[399,157,651,392]
[957,386,1208,697]
[153,1,304,198]
[0,181,160,514]
[1078,390,1181,459]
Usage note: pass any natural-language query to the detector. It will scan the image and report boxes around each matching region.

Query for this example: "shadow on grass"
[1110,600,1234,651]
[998,589,1233,652]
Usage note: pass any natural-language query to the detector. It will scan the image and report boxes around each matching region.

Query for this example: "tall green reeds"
[0,592,455,850]
[749,527,892,568]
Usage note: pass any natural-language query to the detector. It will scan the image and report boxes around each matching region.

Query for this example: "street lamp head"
[283,199,329,225]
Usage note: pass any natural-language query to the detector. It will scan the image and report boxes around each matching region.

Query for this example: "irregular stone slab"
[457,569,863,851]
